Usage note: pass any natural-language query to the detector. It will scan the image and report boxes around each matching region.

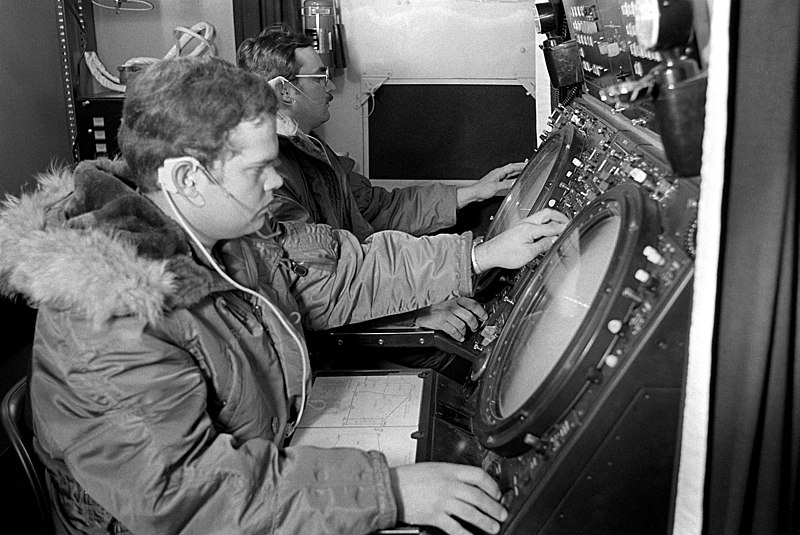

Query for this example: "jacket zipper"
[239,241,265,323]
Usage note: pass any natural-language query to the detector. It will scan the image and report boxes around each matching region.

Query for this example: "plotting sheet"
[291,374,424,467]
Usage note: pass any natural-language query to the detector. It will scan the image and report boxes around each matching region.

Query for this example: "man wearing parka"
[237,26,528,355]
[0,57,567,534]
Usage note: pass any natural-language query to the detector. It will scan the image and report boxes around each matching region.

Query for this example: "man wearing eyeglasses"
[237,26,524,242]
[236,26,526,377]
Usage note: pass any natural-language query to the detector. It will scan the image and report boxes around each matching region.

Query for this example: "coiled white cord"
[158,188,308,435]
[86,22,217,93]
[92,0,153,12]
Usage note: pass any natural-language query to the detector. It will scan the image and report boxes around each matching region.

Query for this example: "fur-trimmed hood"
[0,159,226,325]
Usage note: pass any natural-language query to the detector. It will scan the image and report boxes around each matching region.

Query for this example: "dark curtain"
[706,0,800,534]
[232,0,301,50]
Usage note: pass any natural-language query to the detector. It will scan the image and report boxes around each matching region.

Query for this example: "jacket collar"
[276,111,330,164]
[0,159,226,325]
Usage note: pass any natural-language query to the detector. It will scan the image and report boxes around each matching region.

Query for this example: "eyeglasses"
[293,67,330,85]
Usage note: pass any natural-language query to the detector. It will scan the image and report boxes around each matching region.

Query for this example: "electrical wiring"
[85,22,217,93]
[91,0,153,12]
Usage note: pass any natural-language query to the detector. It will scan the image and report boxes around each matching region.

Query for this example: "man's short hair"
[118,56,277,191]
[236,25,314,81]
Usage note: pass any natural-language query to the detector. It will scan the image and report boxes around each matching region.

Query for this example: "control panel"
[465,95,681,373]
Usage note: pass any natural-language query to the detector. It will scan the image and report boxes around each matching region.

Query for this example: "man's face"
[192,115,283,243]
[289,46,335,132]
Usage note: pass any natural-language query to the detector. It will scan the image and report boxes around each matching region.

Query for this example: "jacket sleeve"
[347,166,459,236]
[271,222,474,330]
[31,312,397,535]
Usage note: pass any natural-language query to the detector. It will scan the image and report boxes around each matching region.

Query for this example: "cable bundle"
[85,22,217,93]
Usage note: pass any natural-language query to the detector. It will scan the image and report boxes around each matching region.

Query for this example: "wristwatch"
[471,235,485,275]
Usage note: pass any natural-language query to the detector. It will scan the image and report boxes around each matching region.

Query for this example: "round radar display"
[474,183,662,456]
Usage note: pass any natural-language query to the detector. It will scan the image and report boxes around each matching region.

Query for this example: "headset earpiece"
[157,156,202,195]
[268,76,297,104]
[268,76,288,91]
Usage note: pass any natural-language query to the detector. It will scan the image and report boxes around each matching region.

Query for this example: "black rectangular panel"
[368,85,538,180]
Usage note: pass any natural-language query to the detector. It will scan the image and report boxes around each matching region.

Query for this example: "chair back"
[1,377,54,534]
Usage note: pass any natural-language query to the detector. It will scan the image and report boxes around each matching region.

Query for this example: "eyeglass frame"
[291,67,331,85]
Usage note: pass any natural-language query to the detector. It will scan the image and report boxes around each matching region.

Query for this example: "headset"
[268,76,328,103]
[156,155,309,434]
[158,156,252,211]
[157,156,201,192]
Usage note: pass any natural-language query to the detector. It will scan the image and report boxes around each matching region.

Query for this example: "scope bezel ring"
[474,182,661,457]
[475,125,586,299]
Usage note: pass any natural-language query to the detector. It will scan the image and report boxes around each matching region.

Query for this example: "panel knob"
[607,319,623,334]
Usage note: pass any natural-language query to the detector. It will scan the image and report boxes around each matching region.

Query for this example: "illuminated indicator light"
[605,354,620,368]
[548,199,557,207]
[643,245,666,265]
[572,158,583,167]
[607,319,623,334]
[629,168,648,183]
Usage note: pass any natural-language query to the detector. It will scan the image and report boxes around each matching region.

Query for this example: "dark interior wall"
[0,11,63,530]
[1,8,71,531]
[1,0,66,440]
[1,1,73,199]
[0,2,71,335]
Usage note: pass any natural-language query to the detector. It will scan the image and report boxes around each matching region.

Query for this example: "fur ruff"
[0,163,190,325]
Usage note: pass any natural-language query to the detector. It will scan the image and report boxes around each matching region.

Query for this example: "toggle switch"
[621,287,643,303]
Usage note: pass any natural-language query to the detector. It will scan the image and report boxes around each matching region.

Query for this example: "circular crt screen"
[485,138,562,241]
[497,213,622,417]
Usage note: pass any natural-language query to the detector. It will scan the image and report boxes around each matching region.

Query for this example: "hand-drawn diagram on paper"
[291,374,424,467]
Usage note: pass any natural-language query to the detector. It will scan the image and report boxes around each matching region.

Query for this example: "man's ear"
[157,157,205,207]
[268,77,295,105]
[279,86,295,105]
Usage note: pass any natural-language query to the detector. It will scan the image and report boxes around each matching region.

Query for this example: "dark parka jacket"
[272,114,459,241]
[0,160,474,534]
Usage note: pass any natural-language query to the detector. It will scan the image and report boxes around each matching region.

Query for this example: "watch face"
[634,0,661,50]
